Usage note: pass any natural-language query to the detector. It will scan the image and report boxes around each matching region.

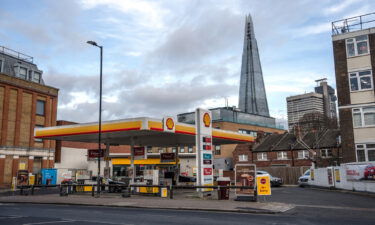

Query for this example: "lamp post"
[87,40,103,196]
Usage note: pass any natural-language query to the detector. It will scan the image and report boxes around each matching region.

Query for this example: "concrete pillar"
[0,155,5,185]
[12,155,19,178]
[28,156,34,173]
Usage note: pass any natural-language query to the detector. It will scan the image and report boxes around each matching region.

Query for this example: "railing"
[16,184,257,201]
[0,46,33,63]
[332,12,375,35]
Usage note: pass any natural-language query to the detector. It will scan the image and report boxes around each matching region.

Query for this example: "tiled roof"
[253,129,340,152]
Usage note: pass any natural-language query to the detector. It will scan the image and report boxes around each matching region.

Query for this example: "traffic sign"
[256,175,271,196]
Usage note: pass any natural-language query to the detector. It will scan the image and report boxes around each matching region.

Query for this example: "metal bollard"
[60,185,63,196]
[169,184,173,199]
[20,187,23,195]
[91,185,95,197]
[31,185,35,195]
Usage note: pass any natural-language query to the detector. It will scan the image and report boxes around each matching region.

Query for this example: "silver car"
[298,169,310,187]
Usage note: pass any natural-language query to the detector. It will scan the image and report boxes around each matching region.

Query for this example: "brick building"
[233,129,341,168]
[332,13,375,163]
[0,46,58,187]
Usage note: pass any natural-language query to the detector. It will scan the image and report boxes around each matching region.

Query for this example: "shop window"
[298,150,309,159]
[349,70,373,92]
[277,151,288,160]
[188,146,193,153]
[353,107,375,127]
[36,100,45,116]
[346,35,369,57]
[113,165,128,177]
[321,149,333,158]
[257,153,267,161]
[179,146,185,153]
[214,145,221,155]
[239,154,248,162]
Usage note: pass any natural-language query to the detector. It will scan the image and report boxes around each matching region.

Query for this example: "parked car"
[256,171,283,187]
[298,169,310,187]
[364,165,375,180]
[178,175,196,183]
[107,178,127,193]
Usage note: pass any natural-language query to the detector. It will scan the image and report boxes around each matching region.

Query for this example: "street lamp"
[87,40,103,196]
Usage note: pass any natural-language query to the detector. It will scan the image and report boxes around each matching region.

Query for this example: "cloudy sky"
[1,0,374,128]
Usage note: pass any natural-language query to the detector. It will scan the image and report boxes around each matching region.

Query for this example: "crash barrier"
[16,184,256,200]
[308,163,375,193]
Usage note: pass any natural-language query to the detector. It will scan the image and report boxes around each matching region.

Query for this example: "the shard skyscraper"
[238,14,270,117]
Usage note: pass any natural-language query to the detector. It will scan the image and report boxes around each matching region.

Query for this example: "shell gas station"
[34,109,255,195]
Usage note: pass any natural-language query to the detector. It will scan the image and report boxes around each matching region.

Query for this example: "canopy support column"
[130,137,135,184]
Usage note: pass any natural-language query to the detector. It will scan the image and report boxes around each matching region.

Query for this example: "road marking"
[23,220,74,225]
[296,204,375,212]
[0,215,24,219]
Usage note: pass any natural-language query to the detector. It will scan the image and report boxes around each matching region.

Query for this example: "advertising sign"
[195,108,213,191]
[327,168,333,185]
[163,116,176,133]
[235,164,256,196]
[17,170,29,186]
[160,153,176,163]
[134,147,146,160]
[88,149,104,159]
[335,169,341,183]
[256,175,271,196]
[346,163,375,181]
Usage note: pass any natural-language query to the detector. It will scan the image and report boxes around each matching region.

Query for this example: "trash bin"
[217,177,230,200]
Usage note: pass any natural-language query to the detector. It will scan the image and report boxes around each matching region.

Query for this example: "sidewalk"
[0,191,294,214]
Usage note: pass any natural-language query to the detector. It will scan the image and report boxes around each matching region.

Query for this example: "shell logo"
[166,118,174,130]
[203,113,211,127]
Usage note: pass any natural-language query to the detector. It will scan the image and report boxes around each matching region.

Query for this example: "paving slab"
[0,193,294,214]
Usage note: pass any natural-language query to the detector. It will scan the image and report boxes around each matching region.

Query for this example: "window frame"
[277,151,288,160]
[297,150,309,159]
[188,146,193,153]
[320,149,333,158]
[238,154,248,162]
[0,58,3,73]
[36,100,46,116]
[352,107,375,128]
[356,143,375,162]
[257,152,268,161]
[346,35,369,58]
[348,70,373,92]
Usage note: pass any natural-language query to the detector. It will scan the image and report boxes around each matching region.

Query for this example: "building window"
[146,146,153,153]
[349,70,373,92]
[34,125,43,142]
[18,67,27,79]
[179,146,185,153]
[0,59,3,72]
[353,107,375,128]
[33,71,41,83]
[321,149,333,158]
[356,144,375,162]
[298,150,309,159]
[188,146,193,153]
[172,147,177,153]
[277,151,288,160]
[214,145,221,155]
[158,147,165,153]
[257,152,267,161]
[346,35,369,57]
[239,154,248,162]
[238,129,257,137]
[36,100,45,116]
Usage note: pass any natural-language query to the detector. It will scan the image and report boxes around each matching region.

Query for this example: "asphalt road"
[0,187,374,225]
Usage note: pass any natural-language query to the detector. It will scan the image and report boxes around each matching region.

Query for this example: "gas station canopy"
[35,117,254,146]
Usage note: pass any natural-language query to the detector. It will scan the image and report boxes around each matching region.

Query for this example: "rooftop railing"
[332,12,375,35]
[0,45,33,63]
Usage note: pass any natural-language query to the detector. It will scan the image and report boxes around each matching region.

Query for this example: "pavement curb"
[0,200,289,214]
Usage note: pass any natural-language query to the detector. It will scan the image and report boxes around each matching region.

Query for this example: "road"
[0,187,374,225]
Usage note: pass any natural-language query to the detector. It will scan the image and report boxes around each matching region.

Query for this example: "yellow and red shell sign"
[166,118,175,130]
[203,113,211,127]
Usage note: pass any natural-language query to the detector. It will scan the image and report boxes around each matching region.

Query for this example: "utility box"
[41,169,57,185]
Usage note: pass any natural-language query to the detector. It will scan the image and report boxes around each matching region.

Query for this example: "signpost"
[195,108,213,193]
[134,147,146,160]
[235,164,256,198]
[256,175,271,196]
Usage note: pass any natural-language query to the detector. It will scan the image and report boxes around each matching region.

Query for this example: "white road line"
[23,220,74,225]
[0,215,24,219]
